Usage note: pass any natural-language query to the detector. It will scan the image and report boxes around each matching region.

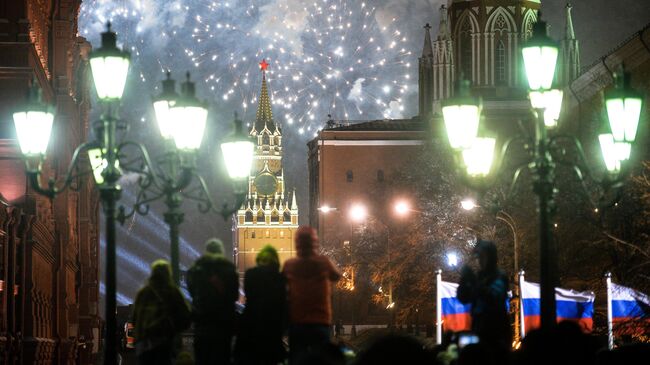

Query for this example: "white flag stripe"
[440,281,459,299]
[521,280,594,301]
[611,283,650,304]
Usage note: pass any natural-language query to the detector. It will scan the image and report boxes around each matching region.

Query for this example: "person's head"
[256,244,280,271]
[148,259,173,288]
[473,240,498,273]
[295,225,318,257]
[205,238,224,256]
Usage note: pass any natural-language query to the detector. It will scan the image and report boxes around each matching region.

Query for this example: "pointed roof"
[422,23,433,58]
[436,5,450,41]
[255,59,275,132]
[564,3,576,40]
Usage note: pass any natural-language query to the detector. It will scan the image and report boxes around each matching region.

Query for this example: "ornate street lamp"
[13,23,130,365]
[443,15,643,332]
[13,24,254,365]
[118,74,253,285]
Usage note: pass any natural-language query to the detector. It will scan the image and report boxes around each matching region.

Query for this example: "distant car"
[124,322,135,350]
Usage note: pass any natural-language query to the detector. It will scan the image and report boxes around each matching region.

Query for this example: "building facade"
[0,1,100,364]
[233,61,299,277]
[310,0,586,261]
[420,1,580,119]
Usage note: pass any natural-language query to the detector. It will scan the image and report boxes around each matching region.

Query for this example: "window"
[257,211,264,223]
[283,211,291,221]
[280,230,285,238]
[377,169,385,182]
[265,230,270,238]
[245,211,253,222]
[271,212,279,223]
[460,18,473,79]
[251,231,256,238]
[346,170,353,182]
[496,40,506,84]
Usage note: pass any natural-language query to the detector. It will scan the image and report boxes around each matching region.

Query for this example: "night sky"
[78,0,650,304]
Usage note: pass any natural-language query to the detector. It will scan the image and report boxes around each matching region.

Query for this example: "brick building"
[0,1,100,363]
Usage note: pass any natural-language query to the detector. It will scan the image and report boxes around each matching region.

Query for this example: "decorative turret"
[432,5,454,113]
[558,3,580,86]
[419,23,434,122]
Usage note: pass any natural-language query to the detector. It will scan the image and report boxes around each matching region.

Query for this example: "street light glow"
[350,203,367,222]
[319,205,334,213]
[461,199,477,211]
[394,200,410,216]
[446,252,459,267]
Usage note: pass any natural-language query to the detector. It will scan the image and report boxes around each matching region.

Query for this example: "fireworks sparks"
[80,0,415,137]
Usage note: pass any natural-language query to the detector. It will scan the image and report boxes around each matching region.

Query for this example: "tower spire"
[558,2,580,86]
[419,23,434,121]
[422,23,433,58]
[255,59,274,132]
[437,5,450,41]
[564,3,575,40]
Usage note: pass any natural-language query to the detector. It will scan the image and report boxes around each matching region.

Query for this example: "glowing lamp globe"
[605,71,642,143]
[170,73,208,151]
[462,137,496,177]
[522,17,558,91]
[87,148,120,185]
[529,89,564,128]
[394,201,410,216]
[89,23,130,101]
[220,114,254,180]
[12,84,55,157]
[598,134,631,174]
[443,79,481,151]
[153,71,179,140]
[349,204,368,222]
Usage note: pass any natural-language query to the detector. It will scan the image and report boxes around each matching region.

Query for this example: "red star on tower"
[259,59,269,71]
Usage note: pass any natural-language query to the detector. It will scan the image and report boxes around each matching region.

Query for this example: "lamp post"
[118,72,253,285]
[13,23,129,365]
[443,16,642,332]
[12,24,254,364]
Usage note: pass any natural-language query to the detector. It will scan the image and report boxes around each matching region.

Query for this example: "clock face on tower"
[254,173,278,196]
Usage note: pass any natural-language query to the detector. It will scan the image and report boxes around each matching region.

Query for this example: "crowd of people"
[130,230,649,365]
[132,225,341,365]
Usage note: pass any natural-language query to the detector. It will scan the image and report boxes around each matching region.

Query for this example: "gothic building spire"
[431,4,454,112]
[255,59,275,132]
[564,2,576,40]
[419,23,434,121]
[422,23,433,57]
[558,3,580,86]
[436,4,450,41]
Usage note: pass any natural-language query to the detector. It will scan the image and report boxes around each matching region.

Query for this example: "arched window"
[496,40,506,84]
[459,18,473,79]
[271,211,279,223]
[257,211,264,223]
[283,211,291,221]
[262,134,270,145]
[251,231,256,238]
[245,211,253,222]
[346,170,353,182]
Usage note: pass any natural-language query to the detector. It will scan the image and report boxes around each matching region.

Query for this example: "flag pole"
[606,272,613,350]
[436,269,442,345]
[519,270,526,339]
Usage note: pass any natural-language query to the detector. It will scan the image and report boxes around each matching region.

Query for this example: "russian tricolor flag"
[439,280,472,332]
[607,279,650,343]
[520,279,595,335]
